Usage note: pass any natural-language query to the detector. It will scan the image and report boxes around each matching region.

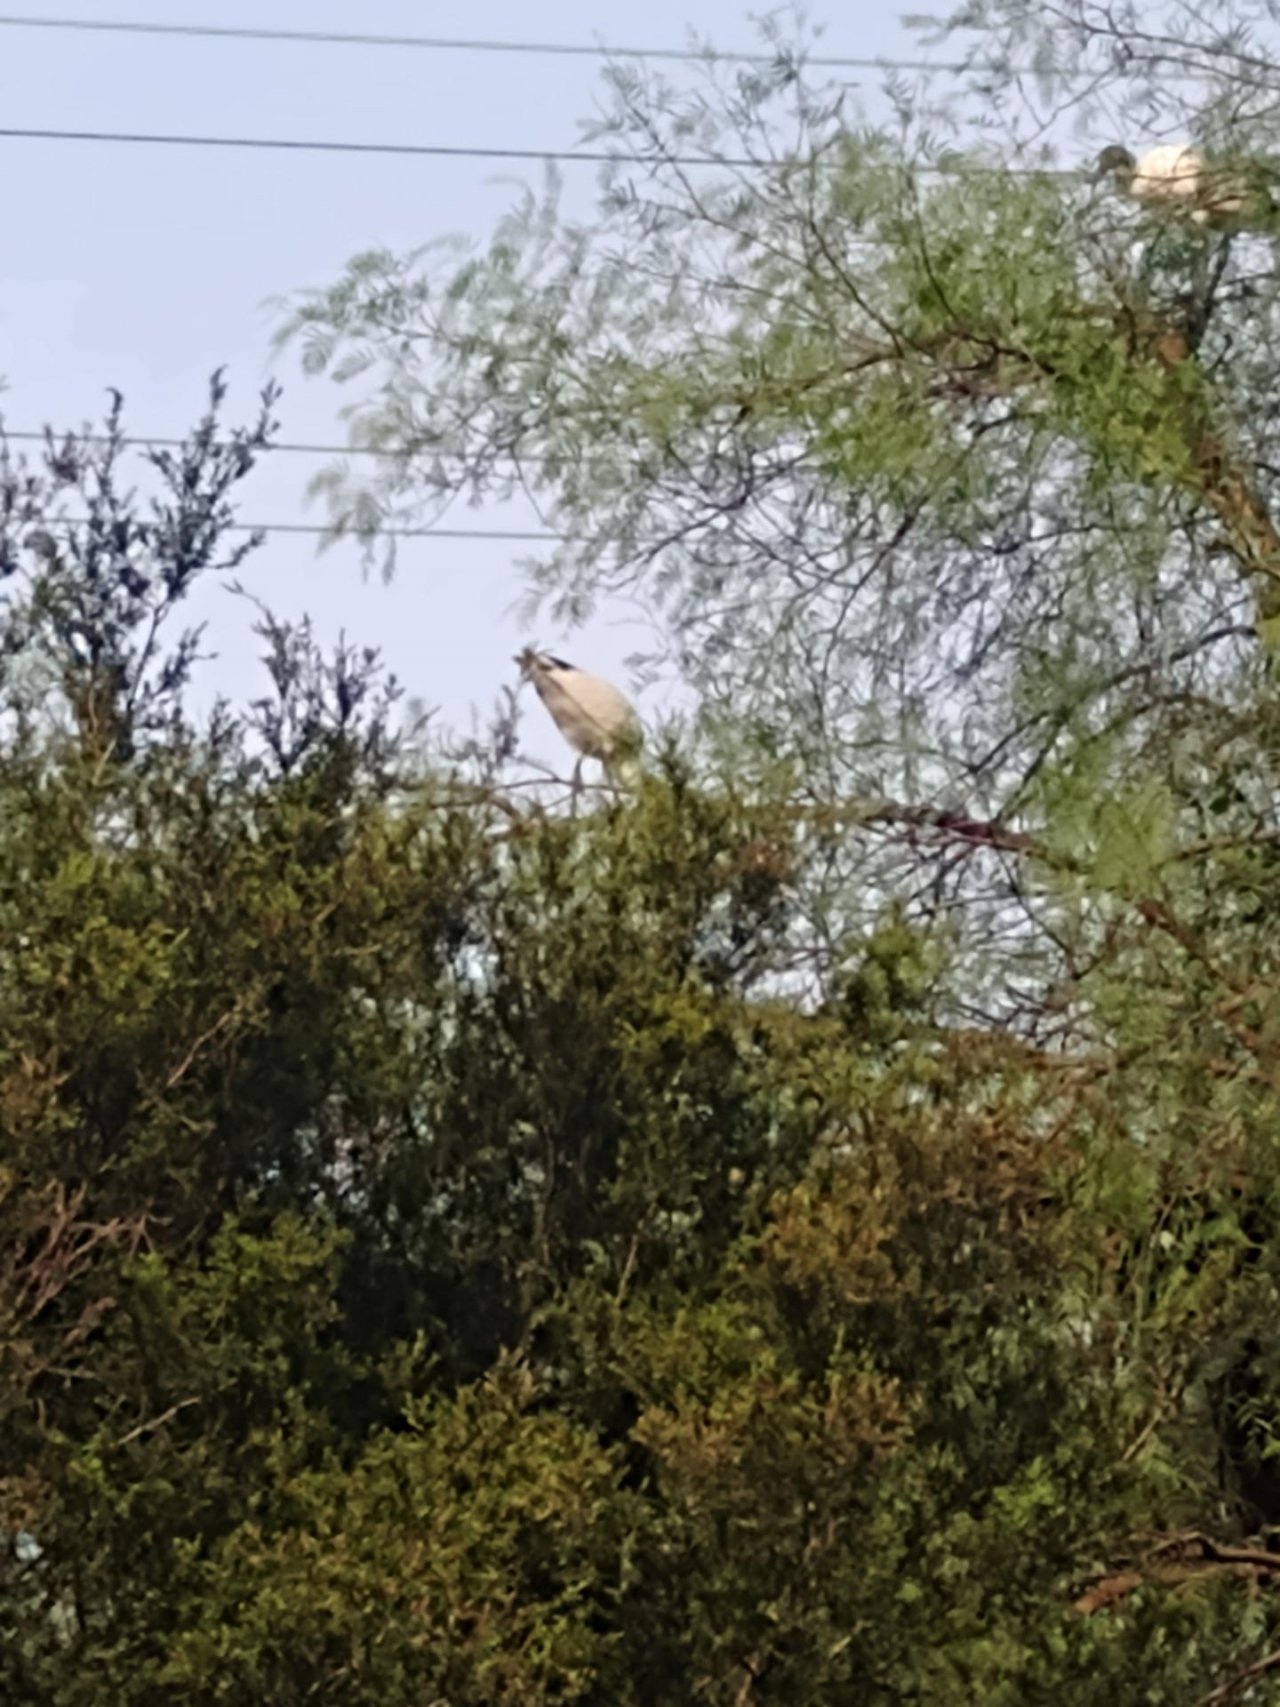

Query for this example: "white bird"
[1093,142,1270,227]
[515,646,642,790]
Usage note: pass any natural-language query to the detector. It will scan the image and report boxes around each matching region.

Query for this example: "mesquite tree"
[277,2,1280,1041]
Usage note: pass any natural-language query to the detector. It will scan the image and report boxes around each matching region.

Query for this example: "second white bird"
[1093,141,1268,226]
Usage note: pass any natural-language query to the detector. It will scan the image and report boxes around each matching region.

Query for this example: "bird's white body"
[1104,142,1253,225]
[1129,143,1207,209]
[516,648,642,785]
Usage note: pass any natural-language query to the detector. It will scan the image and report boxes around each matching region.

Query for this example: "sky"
[0,0,938,767]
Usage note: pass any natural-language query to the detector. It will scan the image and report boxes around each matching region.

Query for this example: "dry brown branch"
[1074,1526,1280,1622]
[1073,1571,1144,1615]
[1151,1531,1280,1573]
[1198,1646,1280,1707]
[112,1397,200,1451]
[163,1001,252,1091]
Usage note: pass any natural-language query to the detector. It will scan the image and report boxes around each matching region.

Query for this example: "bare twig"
[113,1396,200,1451]
[1198,1646,1280,1707]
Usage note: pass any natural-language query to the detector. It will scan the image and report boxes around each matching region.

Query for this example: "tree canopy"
[9,2,1280,1702]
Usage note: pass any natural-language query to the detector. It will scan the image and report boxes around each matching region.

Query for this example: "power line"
[0,428,692,476]
[0,124,1082,177]
[0,12,1236,86]
[38,516,569,544]
[4,430,409,458]
[0,125,768,169]
[33,503,758,548]
[0,13,971,72]
[0,12,1226,84]
[208,520,565,543]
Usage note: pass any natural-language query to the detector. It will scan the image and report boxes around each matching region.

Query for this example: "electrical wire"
[0,428,733,476]
[0,13,1053,77]
[8,430,805,477]
[0,126,787,169]
[31,516,572,544]
[2,430,432,458]
[0,12,1230,85]
[0,123,1082,176]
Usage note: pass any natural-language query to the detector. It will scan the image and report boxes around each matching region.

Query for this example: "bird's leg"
[570,756,584,803]
[1189,238,1211,316]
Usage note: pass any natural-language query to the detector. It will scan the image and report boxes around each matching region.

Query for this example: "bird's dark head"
[1092,143,1136,183]
[25,529,60,562]
[515,645,575,678]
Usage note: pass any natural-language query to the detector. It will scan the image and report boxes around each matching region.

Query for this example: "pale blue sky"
[0,1,925,761]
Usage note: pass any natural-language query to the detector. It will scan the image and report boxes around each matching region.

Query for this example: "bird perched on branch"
[515,646,642,790]
[1092,142,1274,228]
